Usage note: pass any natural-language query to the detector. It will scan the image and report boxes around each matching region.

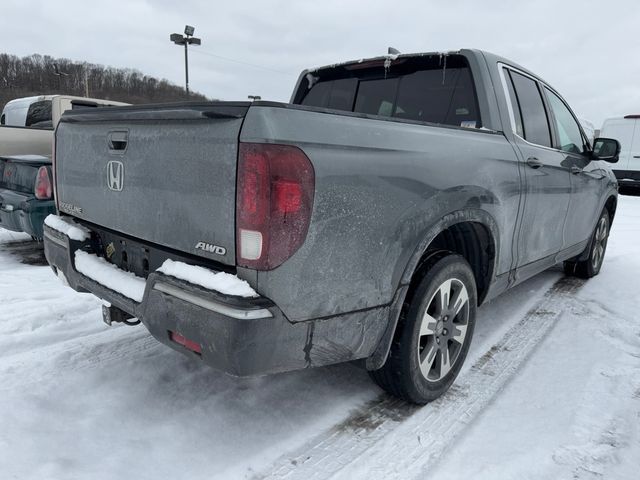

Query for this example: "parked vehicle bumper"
[613,170,640,189]
[0,189,54,238]
[43,222,389,376]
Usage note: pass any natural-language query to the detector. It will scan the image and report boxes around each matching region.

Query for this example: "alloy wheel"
[417,278,470,382]
[592,217,608,270]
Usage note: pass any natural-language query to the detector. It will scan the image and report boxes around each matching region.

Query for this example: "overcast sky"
[2,0,639,126]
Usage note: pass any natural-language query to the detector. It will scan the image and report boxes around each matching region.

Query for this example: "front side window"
[509,71,552,147]
[544,87,585,154]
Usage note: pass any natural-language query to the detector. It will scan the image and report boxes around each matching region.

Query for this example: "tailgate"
[55,102,250,266]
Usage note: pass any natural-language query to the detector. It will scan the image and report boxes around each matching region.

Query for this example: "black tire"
[369,253,477,404]
[564,209,610,279]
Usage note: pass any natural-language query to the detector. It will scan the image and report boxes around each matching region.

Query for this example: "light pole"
[52,63,69,92]
[170,25,201,97]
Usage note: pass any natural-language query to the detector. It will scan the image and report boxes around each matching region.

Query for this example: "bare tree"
[0,53,208,109]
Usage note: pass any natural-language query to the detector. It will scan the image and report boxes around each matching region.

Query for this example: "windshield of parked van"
[296,54,480,128]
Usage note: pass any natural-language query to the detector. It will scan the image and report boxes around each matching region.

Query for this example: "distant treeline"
[0,53,207,108]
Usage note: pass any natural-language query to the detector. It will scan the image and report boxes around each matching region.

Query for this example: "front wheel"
[369,253,477,404]
[564,210,610,279]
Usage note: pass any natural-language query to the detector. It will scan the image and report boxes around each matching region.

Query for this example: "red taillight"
[169,331,202,354]
[236,143,315,270]
[35,166,52,200]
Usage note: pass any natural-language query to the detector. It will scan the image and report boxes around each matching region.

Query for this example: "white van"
[600,115,640,188]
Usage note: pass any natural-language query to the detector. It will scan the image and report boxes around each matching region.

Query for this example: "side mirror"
[591,137,620,163]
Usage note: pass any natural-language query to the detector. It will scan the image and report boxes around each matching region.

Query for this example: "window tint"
[393,68,478,126]
[298,58,480,128]
[25,100,52,129]
[503,69,524,138]
[327,78,357,110]
[544,87,584,154]
[509,71,551,147]
[354,78,399,117]
[300,78,357,111]
[301,82,331,108]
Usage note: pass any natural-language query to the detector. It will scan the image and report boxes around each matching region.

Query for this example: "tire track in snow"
[0,327,161,391]
[257,276,585,480]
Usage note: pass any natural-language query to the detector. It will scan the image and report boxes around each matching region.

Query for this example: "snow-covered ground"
[1,196,639,480]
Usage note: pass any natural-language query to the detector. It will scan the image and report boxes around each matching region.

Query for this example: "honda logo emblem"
[107,161,124,191]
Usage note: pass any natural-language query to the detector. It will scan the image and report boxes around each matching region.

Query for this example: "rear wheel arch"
[399,211,499,304]
[367,211,499,370]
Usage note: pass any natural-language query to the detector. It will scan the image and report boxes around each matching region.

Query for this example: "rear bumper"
[0,188,54,238]
[613,170,640,188]
[43,221,388,376]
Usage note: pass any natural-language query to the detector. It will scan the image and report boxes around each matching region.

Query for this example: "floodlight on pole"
[170,25,201,96]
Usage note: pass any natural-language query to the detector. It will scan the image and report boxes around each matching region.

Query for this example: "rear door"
[502,67,571,267]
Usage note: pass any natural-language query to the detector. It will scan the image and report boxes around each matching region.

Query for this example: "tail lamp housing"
[34,166,53,200]
[236,143,314,270]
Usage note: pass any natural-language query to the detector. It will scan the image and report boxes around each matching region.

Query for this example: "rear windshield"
[295,54,480,128]
[25,100,53,129]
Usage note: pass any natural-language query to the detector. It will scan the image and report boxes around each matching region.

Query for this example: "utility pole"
[52,63,69,92]
[83,64,90,97]
[170,25,201,97]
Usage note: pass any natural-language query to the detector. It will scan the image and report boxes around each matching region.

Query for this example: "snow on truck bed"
[1,198,640,479]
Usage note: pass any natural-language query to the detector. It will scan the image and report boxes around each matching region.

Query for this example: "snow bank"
[44,214,90,241]
[74,251,145,302]
[157,259,258,298]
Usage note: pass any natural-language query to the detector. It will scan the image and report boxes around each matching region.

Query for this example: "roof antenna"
[388,47,401,55]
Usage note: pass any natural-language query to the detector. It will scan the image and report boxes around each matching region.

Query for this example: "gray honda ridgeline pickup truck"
[44,49,620,404]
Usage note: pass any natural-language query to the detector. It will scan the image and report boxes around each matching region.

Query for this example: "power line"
[190,48,293,76]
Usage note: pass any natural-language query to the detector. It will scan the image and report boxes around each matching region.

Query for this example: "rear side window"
[509,71,552,147]
[298,56,480,128]
[25,100,53,129]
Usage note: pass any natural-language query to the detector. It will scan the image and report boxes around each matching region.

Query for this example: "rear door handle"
[633,155,640,158]
[526,157,543,169]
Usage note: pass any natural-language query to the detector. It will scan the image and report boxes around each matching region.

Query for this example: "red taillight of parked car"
[34,166,52,200]
[236,143,315,270]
